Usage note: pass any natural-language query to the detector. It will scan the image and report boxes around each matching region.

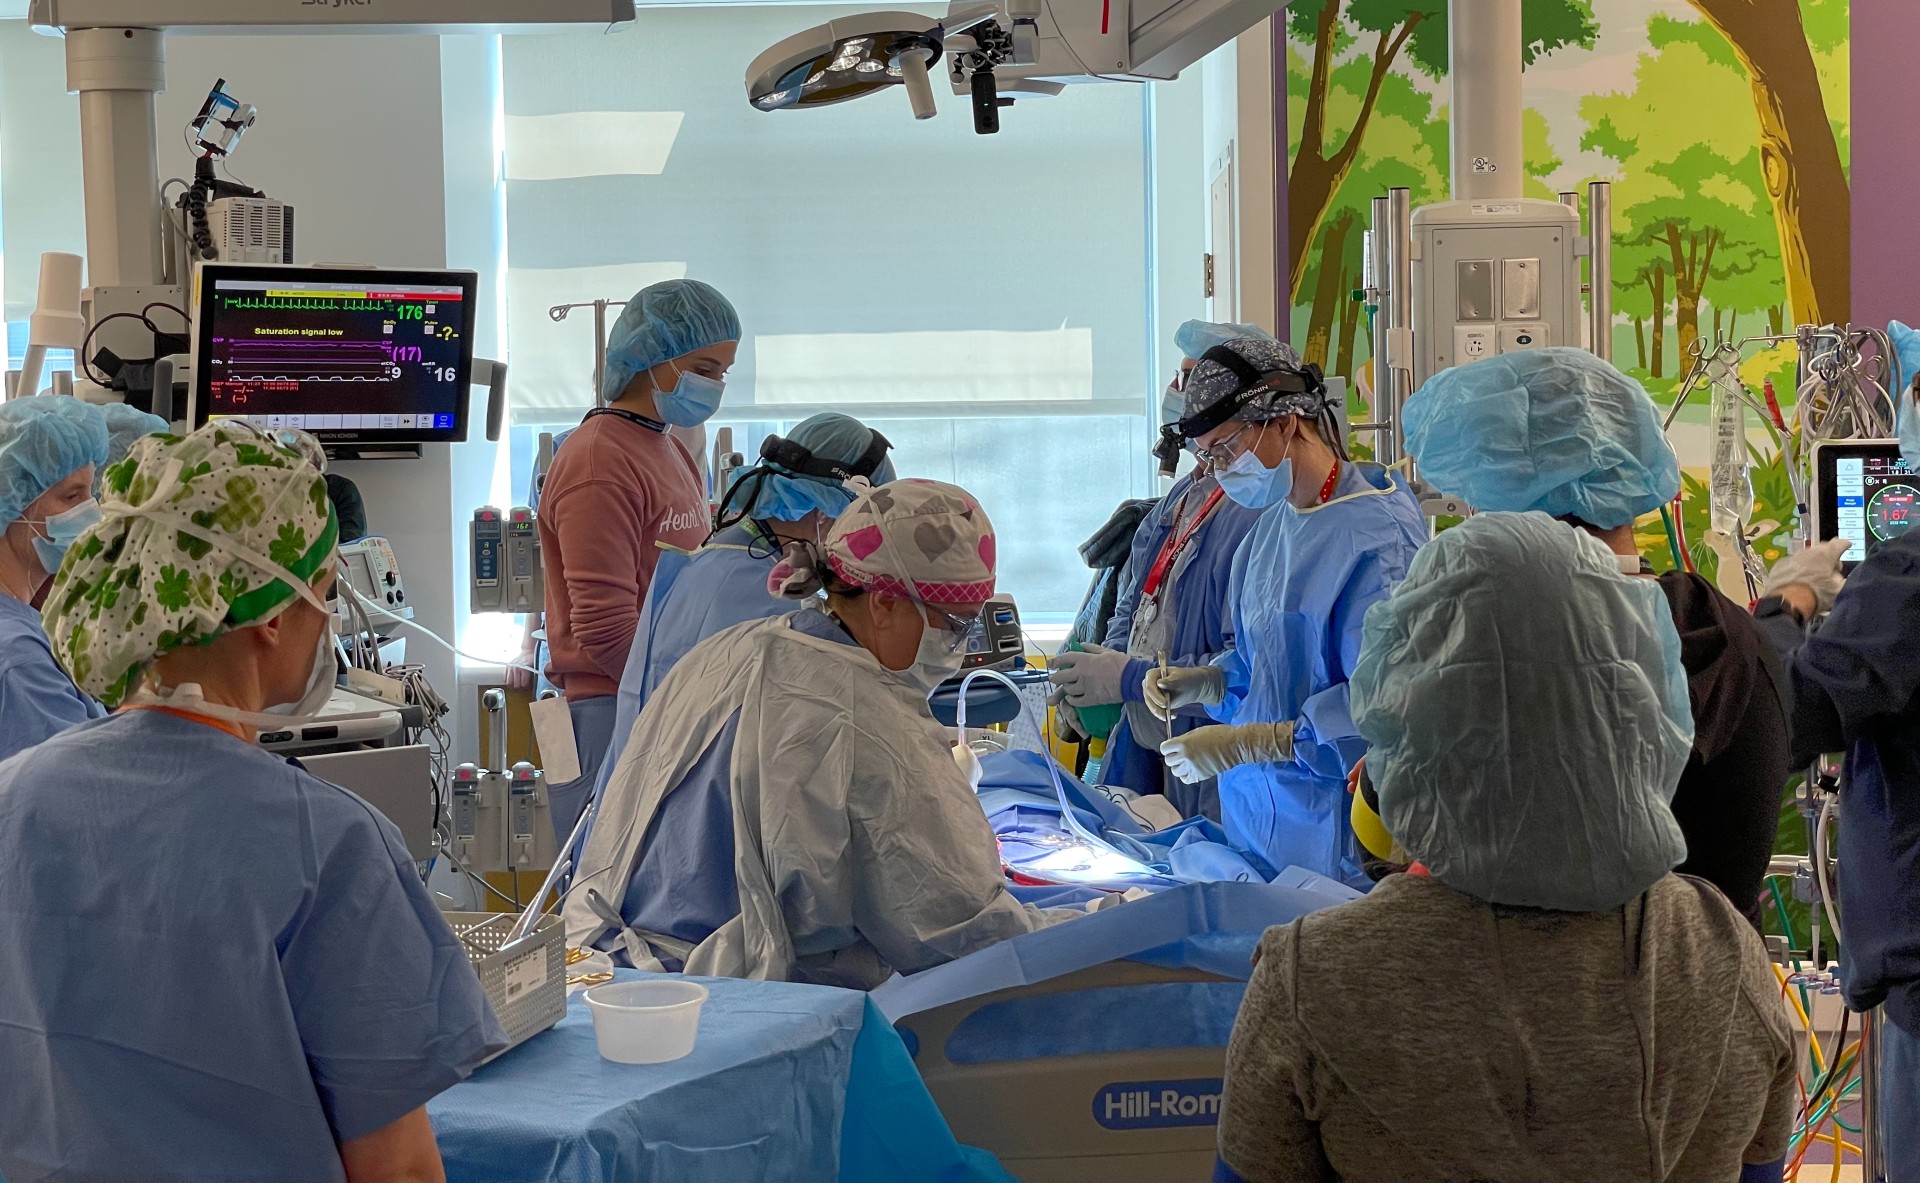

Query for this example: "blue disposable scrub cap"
[1404,347,1681,530]
[98,404,169,486]
[601,279,743,403]
[1174,319,1276,361]
[1351,511,1693,912]
[0,396,110,525]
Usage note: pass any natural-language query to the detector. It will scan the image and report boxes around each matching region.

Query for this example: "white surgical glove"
[1048,644,1131,706]
[1160,721,1294,784]
[1763,537,1851,615]
[1144,664,1227,718]
[952,742,984,791]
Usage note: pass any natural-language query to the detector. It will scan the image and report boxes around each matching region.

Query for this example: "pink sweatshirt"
[539,412,708,700]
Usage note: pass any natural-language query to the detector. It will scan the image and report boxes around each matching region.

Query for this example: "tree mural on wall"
[1282,0,1598,305]
[1685,0,1849,327]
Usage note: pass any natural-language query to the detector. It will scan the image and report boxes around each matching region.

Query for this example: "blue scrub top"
[0,711,507,1183]
[611,609,860,964]
[0,589,101,763]
[1758,531,1920,1034]
[1098,473,1266,808]
[598,523,786,798]
[1211,462,1427,888]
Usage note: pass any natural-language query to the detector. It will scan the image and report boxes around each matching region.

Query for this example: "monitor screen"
[192,265,479,445]
[1814,440,1920,569]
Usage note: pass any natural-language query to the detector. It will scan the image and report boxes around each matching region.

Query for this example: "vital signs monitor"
[1811,439,1920,571]
[191,264,480,446]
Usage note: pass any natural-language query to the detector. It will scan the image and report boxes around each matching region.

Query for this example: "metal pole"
[1864,1008,1886,1182]
[1557,191,1578,211]
[1382,187,1414,468]
[1587,181,1613,363]
[591,299,610,408]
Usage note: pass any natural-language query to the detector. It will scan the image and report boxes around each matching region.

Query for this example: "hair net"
[1404,347,1681,530]
[98,404,169,480]
[1174,319,1276,361]
[44,422,339,709]
[1179,337,1321,427]
[808,479,995,604]
[601,279,742,403]
[1350,511,1693,912]
[0,397,109,524]
[723,412,897,524]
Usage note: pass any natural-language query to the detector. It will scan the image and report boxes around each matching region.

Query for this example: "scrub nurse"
[1147,337,1426,888]
[0,396,109,761]
[1048,321,1271,819]
[0,422,504,1183]
[538,278,741,844]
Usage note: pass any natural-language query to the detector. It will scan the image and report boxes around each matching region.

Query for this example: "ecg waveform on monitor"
[217,296,408,313]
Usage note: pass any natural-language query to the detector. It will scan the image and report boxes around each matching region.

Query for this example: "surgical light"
[746,12,946,120]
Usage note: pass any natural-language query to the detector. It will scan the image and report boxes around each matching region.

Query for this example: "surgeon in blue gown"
[0,397,109,763]
[594,412,896,800]
[1049,320,1271,819]
[1145,337,1426,889]
[0,423,505,1183]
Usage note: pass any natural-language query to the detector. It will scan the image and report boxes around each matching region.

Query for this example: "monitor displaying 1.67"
[194,267,478,444]
[1821,445,1920,565]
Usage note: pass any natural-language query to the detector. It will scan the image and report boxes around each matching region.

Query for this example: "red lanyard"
[1141,486,1226,600]
[1318,458,1342,506]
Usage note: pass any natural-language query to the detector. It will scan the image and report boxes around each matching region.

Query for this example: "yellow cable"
[1774,964,1828,1072]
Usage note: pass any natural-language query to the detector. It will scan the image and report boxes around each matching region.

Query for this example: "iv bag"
[1709,366,1754,535]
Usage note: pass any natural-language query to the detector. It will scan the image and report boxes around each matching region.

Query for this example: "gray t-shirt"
[1219,873,1795,1182]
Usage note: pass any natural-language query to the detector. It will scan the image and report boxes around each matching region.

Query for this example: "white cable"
[337,579,541,675]
[1816,795,1843,949]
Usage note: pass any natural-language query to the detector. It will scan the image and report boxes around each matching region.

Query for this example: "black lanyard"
[585,406,668,434]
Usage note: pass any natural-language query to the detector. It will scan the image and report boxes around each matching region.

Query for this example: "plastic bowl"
[583,979,709,1064]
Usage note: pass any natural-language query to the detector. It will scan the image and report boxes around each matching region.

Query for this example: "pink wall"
[1851,0,1918,329]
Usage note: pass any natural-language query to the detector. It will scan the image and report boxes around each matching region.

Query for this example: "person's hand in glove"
[1049,689,1089,744]
[1160,721,1294,784]
[1763,537,1851,619]
[1048,644,1132,706]
[952,742,984,791]
[1144,664,1227,718]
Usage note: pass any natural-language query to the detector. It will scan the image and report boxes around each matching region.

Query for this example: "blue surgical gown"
[1210,462,1427,889]
[607,608,857,965]
[0,711,507,1183]
[598,523,783,797]
[0,589,102,763]
[1098,473,1266,814]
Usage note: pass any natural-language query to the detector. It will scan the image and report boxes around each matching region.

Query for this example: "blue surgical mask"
[28,498,101,575]
[1215,428,1293,509]
[1900,384,1920,472]
[1159,382,1185,428]
[655,360,725,428]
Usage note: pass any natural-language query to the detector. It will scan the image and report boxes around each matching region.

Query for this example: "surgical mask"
[1215,425,1294,509]
[901,612,970,696]
[655,360,725,428]
[27,498,101,575]
[1159,382,1185,428]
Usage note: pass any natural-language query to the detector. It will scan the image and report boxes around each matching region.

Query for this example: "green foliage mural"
[1288,0,1850,417]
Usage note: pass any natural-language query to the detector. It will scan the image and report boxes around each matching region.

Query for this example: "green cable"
[1660,504,1686,571]
[1770,878,1800,950]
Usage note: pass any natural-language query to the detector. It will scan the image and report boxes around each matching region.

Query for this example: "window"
[502,8,1207,622]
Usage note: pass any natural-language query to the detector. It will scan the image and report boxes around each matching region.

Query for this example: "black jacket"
[1659,572,1790,923]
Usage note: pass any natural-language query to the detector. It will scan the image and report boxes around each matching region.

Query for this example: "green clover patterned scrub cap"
[43,421,339,709]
